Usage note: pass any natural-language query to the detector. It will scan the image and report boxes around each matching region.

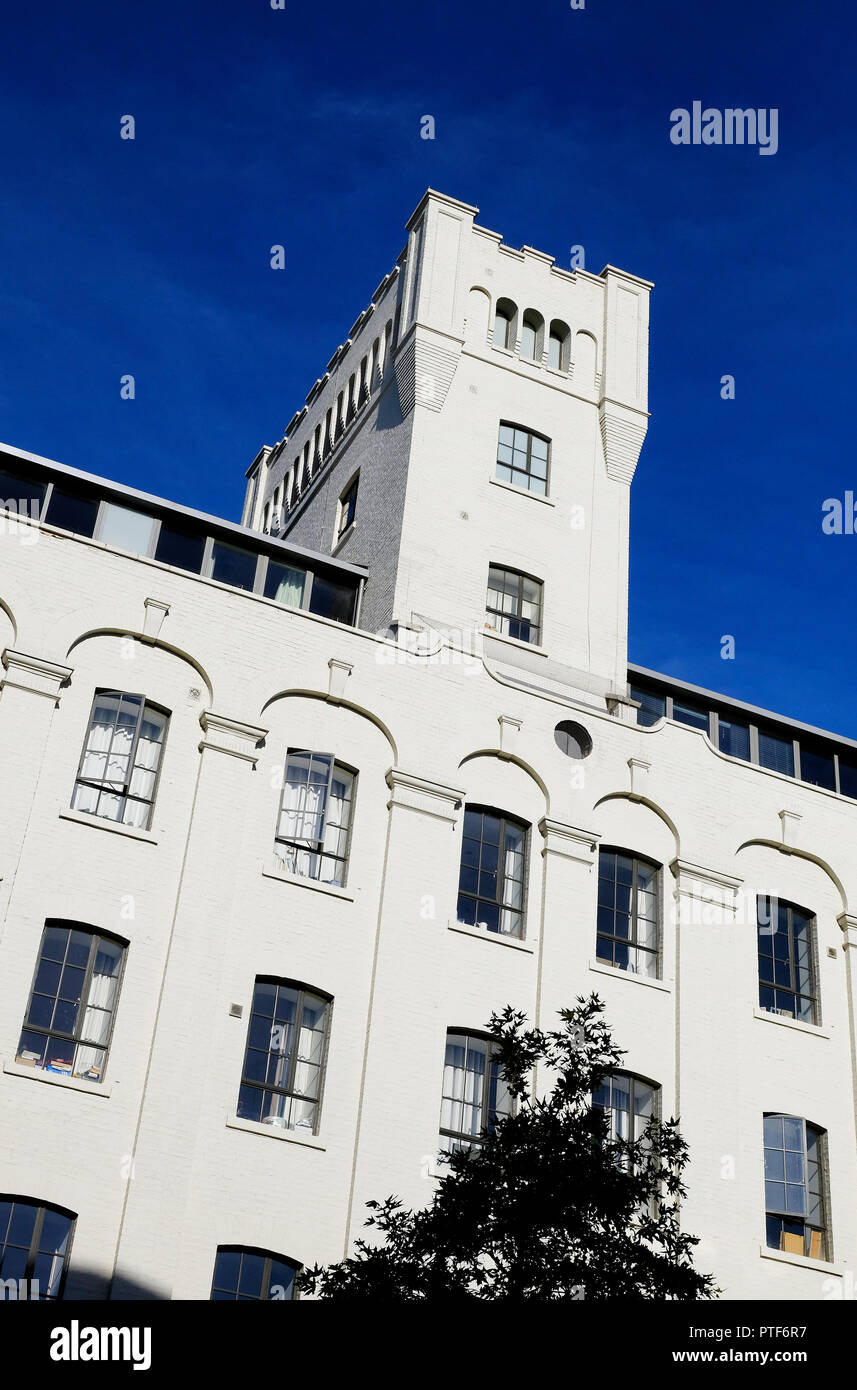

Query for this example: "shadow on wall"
[63,1268,169,1301]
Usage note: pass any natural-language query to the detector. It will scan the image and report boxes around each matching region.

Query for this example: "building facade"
[0,190,854,1302]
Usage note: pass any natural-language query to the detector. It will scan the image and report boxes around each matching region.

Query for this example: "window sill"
[588,959,671,992]
[262,863,355,901]
[226,1115,326,1150]
[58,808,158,844]
[753,1007,829,1039]
[482,628,548,658]
[332,522,355,555]
[489,477,555,507]
[448,922,535,953]
[758,1243,839,1275]
[3,1058,114,1097]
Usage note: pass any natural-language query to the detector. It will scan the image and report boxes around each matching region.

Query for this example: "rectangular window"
[758,729,795,777]
[209,541,258,590]
[839,758,857,799]
[0,467,47,516]
[71,691,167,830]
[439,1032,511,1157]
[456,807,527,938]
[800,745,836,792]
[757,897,818,1024]
[596,850,660,978]
[237,980,330,1134]
[336,477,358,541]
[495,424,550,496]
[264,560,306,608]
[672,699,710,733]
[593,1072,659,1147]
[16,923,126,1084]
[154,522,206,573]
[486,566,542,645]
[764,1115,828,1260]
[718,717,751,760]
[98,502,157,555]
[44,488,99,536]
[274,751,354,887]
[308,573,357,625]
[630,685,666,727]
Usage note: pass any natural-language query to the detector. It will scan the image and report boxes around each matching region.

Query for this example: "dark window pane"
[673,700,709,732]
[839,759,857,799]
[758,731,795,776]
[44,488,99,536]
[800,746,836,791]
[630,686,666,727]
[210,542,257,590]
[0,467,47,513]
[719,718,750,759]
[309,574,356,624]
[155,523,206,573]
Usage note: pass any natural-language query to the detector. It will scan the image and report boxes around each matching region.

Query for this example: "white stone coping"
[758,1243,841,1276]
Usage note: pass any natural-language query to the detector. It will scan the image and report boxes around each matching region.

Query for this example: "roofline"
[0,442,368,578]
[628,662,857,753]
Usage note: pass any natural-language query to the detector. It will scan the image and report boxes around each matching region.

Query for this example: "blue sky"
[1,0,855,734]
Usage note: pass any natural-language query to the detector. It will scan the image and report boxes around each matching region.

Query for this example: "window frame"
[237,977,332,1137]
[274,750,357,888]
[596,847,662,978]
[485,564,544,646]
[16,921,128,1085]
[456,804,529,940]
[757,896,819,1025]
[210,1245,301,1301]
[592,1069,661,1145]
[0,1197,76,1300]
[763,1114,829,1261]
[71,689,169,831]
[438,1029,511,1158]
[336,474,359,543]
[495,422,551,496]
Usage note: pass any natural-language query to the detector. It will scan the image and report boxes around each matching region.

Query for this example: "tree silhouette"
[301,996,716,1301]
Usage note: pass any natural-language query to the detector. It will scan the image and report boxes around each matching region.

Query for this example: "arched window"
[274,750,355,886]
[519,310,544,362]
[211,1246,300,1301]
[17,921,127,1084]
[358,356,369,406]
[592,1072,660,1171]
[485,565,543,645]
[237,978,332,1134]
[493,298,517,350]
[548,319,570,372]
[72,691,168,830]
[346,374,357,424]
[456,805,528,939]
[312,425,322,473]
[764,1115,828,1260]
[323,408,333,458]
[335,392,345,440]
[596,848,660,978]
[439,1031,511,1156]
[496,423,550,496]
[0,1198,76,1299]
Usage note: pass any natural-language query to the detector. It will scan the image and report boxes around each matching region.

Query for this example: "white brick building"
[0,190,854,1302]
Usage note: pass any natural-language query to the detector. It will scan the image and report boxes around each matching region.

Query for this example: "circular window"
[554,720,593,760]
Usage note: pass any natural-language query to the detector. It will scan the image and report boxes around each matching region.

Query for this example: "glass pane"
[839,759,857,799]
[45,488,99,536]
[673,700,709,732]
[155,523,206,572]
[308,574,356,624]
[0,467,47,513]
[265,561,306,607]
[800,746,836,791]
[100,503,156,555]
[630,686,666,727]
[210,542,257,590]
[718,718,750,759]
[759,731,795,777]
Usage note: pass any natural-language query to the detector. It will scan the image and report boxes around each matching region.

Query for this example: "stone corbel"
[199,712,267,765]
[1,650,73,702]
[386,768,465,824]
[328,658,353,700]
[539,818,600,865]
[142,598,170,644]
